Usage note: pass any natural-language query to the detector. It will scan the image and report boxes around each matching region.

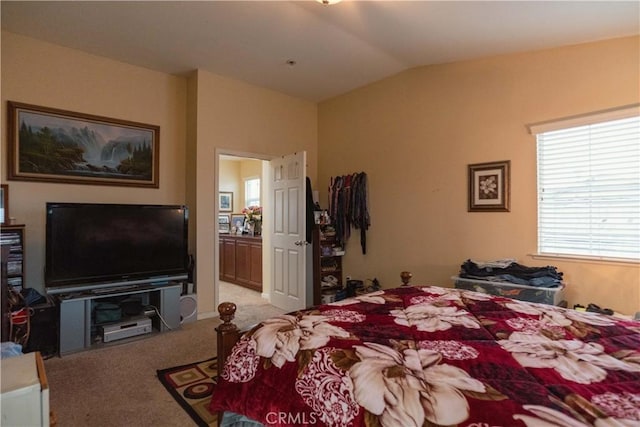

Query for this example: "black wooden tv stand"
[56,282,182,355]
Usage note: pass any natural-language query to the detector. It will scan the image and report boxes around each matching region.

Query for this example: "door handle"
[294,240,310,246]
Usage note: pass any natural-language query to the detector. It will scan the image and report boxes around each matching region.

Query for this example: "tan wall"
[5,30,636,317]
[1,32,187,292]
[186,72,198,259]
[219,159,242,213]
[1,33,318,320]
[191,69,317,316]
[318,36,640,315]
[218,158,263,213]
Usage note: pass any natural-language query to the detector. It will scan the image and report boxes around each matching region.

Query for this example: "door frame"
[215,148,274,311]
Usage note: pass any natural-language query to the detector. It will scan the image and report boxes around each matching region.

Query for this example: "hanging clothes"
[306,177,315,243]
[328,172,370,254]
[329,176,343,244]
[351,172,370,254]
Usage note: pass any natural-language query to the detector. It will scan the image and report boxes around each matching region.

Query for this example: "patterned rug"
[157,357,218,427]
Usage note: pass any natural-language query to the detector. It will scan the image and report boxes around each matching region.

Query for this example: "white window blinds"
[535,113,640,261]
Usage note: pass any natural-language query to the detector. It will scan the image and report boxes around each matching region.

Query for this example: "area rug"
[157,357,218,427]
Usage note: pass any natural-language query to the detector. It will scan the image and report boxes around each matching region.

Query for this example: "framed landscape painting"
[7,101,159,188]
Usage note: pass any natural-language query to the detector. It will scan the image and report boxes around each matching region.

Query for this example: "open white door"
[269,152,309,312]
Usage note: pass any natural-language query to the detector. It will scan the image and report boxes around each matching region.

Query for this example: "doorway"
[215,150,311,323]
[216,153,280,320]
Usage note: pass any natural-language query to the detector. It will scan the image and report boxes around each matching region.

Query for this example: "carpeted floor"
[157,357,218,427]
[45,317,220,426]
[44,283,284,426]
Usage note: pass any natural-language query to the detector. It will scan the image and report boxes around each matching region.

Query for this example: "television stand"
[56,282,182,355]
[91,284,142,294]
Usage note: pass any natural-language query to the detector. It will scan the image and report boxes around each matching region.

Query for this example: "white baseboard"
[197,311,217,320]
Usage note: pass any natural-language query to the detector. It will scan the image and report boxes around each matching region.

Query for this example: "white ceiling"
[2,1,638,102]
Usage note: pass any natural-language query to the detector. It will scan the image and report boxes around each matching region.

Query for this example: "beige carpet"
[45,284,284,426]
[218,281,286,330]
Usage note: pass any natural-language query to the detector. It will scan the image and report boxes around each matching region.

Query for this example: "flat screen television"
[45,202,189,294]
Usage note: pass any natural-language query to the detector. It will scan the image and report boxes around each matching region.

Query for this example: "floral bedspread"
[209,285,640,426]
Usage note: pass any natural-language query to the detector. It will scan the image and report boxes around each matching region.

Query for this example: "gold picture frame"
[7,101,159,188]
[468,160,510,212]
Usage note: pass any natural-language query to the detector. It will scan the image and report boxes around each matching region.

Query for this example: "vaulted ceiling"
[2,1,638,101]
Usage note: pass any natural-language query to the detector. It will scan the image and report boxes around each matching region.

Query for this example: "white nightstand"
[1,351,50,426]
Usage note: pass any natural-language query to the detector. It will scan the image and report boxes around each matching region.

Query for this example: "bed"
[210,275,640,426]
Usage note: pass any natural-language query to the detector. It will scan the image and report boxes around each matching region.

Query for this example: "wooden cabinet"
[221,237,237,283]
[219,235,262,292]
[312,225,343,305]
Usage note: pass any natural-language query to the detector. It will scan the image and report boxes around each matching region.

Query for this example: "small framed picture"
[219,192,233,212]
[218,214,230,224]
[468,160,510,212]
[230,214,245,232]
[0,184,8,225]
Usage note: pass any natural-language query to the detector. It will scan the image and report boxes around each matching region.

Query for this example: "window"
[532,106,640,261]
[245,178,260,207]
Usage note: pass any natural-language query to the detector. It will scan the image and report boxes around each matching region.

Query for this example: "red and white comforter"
[210,285,640,426]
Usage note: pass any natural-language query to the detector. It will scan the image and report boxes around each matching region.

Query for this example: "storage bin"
[451,276,565,306]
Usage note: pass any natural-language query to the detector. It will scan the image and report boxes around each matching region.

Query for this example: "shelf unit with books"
[0,224,25,291]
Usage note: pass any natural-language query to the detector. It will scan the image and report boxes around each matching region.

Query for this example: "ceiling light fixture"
[317,0,342,5]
